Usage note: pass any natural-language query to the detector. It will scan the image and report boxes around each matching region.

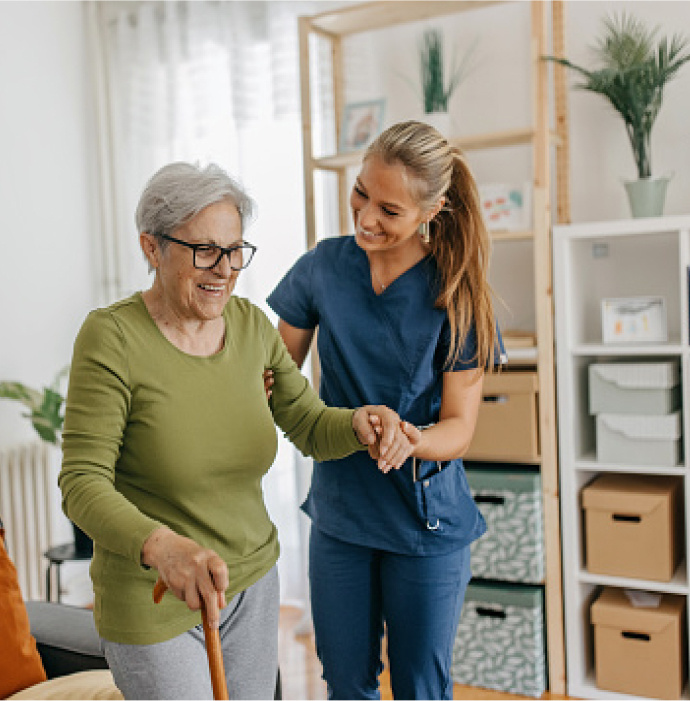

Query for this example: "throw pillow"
[0,524,47,698]
[7,670,123,700]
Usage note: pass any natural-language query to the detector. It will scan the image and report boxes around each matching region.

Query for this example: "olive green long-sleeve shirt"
[59,293,363,644]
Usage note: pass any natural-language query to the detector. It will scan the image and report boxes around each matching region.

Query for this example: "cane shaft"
[202,604,229,700]
[153,577,229,700]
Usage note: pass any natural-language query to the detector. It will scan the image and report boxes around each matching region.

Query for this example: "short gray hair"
[135,162,255,241]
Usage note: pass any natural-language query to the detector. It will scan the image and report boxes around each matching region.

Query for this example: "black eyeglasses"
[159,234,257,271]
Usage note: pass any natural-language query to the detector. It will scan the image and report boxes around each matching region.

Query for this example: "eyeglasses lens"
[194,245,253,270]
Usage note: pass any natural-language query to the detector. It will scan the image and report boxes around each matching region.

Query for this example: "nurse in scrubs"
[267,120,505,700]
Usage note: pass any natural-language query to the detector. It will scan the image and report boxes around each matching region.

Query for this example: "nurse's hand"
[354,406,420,472]
[141,526,229,629]
[371,420,422,473]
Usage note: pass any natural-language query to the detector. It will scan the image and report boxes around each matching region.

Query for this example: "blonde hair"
[364,120,497,370]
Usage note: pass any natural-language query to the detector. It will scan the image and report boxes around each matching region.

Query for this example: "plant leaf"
[0,382,43,411]
[0,374,66,445]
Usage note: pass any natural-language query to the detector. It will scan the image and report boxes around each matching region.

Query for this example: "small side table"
[44,543,91,602]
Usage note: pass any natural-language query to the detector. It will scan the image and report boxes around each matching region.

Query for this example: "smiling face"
[143,200,243,323]
[351,154,431,256]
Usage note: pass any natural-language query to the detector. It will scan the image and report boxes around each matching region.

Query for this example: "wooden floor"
[278,606,572,700]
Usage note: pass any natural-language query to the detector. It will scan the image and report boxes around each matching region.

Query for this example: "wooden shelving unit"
[554,215,690,699]
[298,1,570,694]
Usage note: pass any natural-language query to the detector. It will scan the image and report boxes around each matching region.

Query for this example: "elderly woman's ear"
[140,231,160,270]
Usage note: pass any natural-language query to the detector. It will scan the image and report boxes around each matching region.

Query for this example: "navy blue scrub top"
[268,236,502,555]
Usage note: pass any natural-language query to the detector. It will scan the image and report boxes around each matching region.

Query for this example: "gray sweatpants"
[102,566,279,700]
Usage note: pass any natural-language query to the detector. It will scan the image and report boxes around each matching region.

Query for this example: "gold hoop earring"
[418,220,430,244]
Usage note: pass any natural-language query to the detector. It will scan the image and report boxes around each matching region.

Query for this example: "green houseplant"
[0,369,93,555]
[545,13,690,217]
[0,372,66,445]
[417,28,476,135]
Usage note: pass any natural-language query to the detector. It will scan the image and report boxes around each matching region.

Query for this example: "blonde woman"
[267,121,505,700]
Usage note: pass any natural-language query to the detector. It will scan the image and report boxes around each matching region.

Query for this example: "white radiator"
[0,442,56,600]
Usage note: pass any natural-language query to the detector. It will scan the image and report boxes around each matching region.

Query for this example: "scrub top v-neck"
[268,235,489,555]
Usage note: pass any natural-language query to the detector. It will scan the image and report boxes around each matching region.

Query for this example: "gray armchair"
[25,601,108,680]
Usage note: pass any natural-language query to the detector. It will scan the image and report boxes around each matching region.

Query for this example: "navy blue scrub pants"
[309,527,472,700]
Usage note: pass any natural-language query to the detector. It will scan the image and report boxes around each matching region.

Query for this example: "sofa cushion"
[0,525,47,698]
[7,670,123,700]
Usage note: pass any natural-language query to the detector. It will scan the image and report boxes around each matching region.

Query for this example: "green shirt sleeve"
[260,311,365,461]
[58,310,163,566]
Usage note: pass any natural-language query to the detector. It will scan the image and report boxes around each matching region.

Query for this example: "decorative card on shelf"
[601,296,667,344]
[478,182,531,231]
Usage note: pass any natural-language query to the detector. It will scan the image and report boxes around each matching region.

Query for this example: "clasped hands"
[352,405,421,473]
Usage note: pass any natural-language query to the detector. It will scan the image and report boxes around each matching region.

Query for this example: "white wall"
[0,1,97,447]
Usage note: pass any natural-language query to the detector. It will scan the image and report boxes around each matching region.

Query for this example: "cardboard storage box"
[582,474,683,582]
[589,361,680,415]
[592,587,687,699]
[465,372,539,462]
[452,581,546,697]
[466,468,544,583]
[596,411,682,466]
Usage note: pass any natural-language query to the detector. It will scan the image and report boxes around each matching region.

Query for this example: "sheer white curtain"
[88,0,327,609]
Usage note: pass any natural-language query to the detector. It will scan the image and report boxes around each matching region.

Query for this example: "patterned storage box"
[466,468,544,583]
[452,581,546,697]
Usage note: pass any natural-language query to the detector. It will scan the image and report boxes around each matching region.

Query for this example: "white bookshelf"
[554,214,690,700]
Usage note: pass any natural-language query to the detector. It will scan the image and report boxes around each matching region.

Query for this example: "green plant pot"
[623,176,671,218]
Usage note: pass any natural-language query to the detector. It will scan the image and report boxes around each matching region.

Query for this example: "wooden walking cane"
[153,577,229,700]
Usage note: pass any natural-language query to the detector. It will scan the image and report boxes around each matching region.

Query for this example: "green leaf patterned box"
[466,468,544,583]
[452,581,546,697]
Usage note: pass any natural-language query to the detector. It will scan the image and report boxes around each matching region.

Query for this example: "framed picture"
[601,296,667,344]
[339,99,385,152]
[478,182,532,232]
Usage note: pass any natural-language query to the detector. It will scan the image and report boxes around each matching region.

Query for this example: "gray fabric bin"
[596,411,682,466]
[589,361,680,415]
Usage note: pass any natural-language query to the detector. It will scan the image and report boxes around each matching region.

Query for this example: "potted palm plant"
[545,13,690,218]
[418,28,476,136]
[0,369,92,555]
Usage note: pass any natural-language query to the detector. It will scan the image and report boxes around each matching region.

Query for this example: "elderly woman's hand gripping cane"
[144,527,230,700]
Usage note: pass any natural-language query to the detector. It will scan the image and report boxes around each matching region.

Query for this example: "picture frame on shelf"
[601,295,667,344]
[339,99,385,153]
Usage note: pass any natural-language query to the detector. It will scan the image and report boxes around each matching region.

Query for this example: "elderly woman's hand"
[141,526,229,629]
[353,407,422,472]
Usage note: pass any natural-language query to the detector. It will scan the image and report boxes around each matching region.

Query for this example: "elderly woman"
[58,162,414,700]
